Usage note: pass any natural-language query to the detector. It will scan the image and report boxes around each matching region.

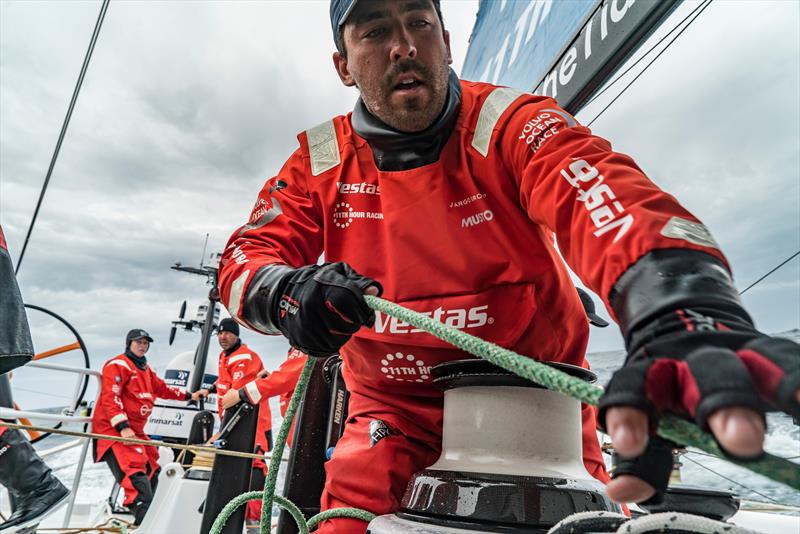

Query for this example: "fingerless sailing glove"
[598,249,800,502]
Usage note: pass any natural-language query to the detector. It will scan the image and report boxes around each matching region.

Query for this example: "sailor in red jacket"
[201,318,274,524]
[217,1,799,531]
[92,329,203,525]
[221,347,308,445]
[205,318,273,460]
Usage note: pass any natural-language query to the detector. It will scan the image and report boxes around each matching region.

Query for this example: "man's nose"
[390,27,417,62]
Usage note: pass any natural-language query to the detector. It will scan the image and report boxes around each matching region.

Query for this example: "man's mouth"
[393,75,424,93]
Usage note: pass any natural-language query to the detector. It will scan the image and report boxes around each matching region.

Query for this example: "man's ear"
[444,30,453,65]
[333,51,356,87]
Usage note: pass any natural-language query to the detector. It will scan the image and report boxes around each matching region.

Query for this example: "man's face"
[218,331,238,351]
[333,0,453,133]
[129,338,150,357]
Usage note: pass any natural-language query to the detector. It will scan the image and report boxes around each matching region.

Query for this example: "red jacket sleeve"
[150,368,188,401]
[218,148,324,328]
[98,359,131,430]
[496,97,728,314]
[240,352,307,405]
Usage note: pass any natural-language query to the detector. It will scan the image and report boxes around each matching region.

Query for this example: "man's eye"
[411,19,430,28]
[365,27,385,39]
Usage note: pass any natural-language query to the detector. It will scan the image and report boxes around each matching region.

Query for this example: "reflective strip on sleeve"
[660,217,720,249]
[245,381,262,403]
[307,120,340,176]
[227,269,250,319]
[228,353,252,365]
[110,413,128,426]
[471,87,525,157]
[107,359,131,371]
[540,107,577,128]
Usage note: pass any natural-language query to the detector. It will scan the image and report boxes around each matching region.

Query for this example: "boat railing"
[2,361,290,528]
[0,361,101,527]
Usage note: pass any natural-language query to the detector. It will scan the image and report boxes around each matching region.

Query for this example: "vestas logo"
[337,182,380,195]
[374,305,493,334]
[231,245,248,265]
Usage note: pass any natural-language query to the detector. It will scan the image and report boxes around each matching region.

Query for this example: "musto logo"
[279,295,300,318]
[375,305,492,334]
[333,202,384,229]
[380,352,431,383]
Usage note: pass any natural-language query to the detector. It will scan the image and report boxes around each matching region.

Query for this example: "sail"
[462,0,681,114]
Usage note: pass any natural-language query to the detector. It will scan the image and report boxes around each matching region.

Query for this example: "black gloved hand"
[598,249,800,503]
[269,262,381,358]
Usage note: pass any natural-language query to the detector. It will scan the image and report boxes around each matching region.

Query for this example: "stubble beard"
[358,59,450,133]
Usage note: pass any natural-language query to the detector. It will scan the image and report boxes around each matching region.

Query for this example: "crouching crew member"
[92,329,204,525]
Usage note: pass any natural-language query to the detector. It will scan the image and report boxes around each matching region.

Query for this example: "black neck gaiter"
[124,348,148,370]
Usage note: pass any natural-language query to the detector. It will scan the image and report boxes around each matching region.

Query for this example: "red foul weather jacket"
[218,80,726,467]
[214,343,272,453]
[240,348,307,418]
[92,353,188,462]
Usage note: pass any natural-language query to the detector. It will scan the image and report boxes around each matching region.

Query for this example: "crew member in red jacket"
[217,1,799,532]
[221,347,308,445]
[205,318,273,460]
[201,317,273,524]
[92,329,203,525]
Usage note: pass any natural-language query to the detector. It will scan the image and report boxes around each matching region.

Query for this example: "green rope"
[209,357,377,533]
[307,508,376,530]
[259,357,316,533]
[209,491,308,534]
[364,295,800,490]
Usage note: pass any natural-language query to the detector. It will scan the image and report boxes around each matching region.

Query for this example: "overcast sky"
[1,1,798,409]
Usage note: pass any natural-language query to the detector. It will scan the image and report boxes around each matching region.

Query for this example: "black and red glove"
[245,262,381,358]
[598,249,800,502]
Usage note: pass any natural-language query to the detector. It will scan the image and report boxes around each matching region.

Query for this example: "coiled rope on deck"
[209,295,798,534]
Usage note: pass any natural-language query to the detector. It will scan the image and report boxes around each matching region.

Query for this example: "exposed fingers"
[605,406,649,457]
[606,475,656,504]
[707,407,765,458]
[364,285,380,296]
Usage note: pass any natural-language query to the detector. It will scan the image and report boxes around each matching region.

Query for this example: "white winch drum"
[368,359,620,534]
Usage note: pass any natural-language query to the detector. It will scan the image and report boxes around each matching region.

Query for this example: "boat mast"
[170,256,219,394]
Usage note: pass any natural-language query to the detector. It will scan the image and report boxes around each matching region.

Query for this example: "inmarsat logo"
[333,202,384,229]
[380,352,431,383]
